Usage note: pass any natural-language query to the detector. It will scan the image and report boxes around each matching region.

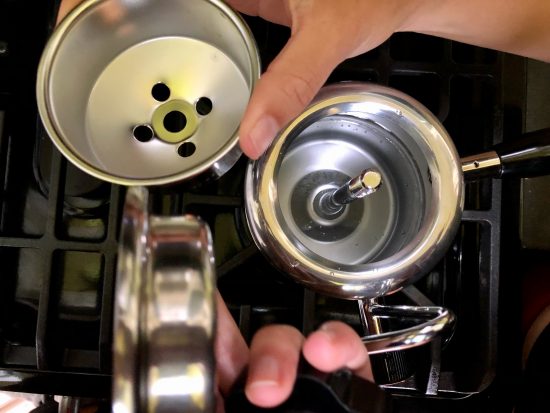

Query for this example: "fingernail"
[319,323,337,341]
[247,356,280,388]
[248,116,280,157]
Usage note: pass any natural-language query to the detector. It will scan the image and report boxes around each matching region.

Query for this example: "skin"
[55,0,374,407]
[223,0,550,159]
[214,292,372,410]
[54,0,550,409]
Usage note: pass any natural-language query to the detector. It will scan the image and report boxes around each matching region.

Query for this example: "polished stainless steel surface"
[312,169,382,221]
[329,169,382,206]
[361,304,456,355]
[114,187,216,413]
[37,0,260,186]
[113,187,146,413]
[359,299,383,336]
[461,150,501,179]
[245,82,464,300]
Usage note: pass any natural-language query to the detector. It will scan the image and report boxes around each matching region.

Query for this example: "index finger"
[303,321,374,381]
[57,0,83,24]
[224,0,291,26]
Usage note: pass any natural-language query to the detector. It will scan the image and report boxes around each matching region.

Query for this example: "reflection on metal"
[358,299,383,336]
[36,0,260,185]
[461,150,501,179]
[360,303,456,355]
[113,187,216,413]
[245,82,463,300]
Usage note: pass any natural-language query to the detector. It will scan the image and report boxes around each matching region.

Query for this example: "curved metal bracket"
[360,303,456,355]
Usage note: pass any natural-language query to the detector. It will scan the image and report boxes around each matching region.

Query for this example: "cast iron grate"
[0,1,521,410]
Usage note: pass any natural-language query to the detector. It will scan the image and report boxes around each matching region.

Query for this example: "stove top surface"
[0,1,531,412]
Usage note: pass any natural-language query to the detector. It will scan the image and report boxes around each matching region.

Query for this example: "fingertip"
[239,114,280,159]
[245,380,290,408]
[238,131,262,160]
[244,326,303,408]
[302,329,337,372]
[303,321,371,378]
[244,355,293,408]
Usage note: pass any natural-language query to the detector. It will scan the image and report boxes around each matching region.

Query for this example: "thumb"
[239,26,346,159]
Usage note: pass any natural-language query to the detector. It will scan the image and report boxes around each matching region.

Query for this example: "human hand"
[57,0,550,160]
[225,0,416,159]
[242,321,373,408]
[216,291,373,410]
[226,0,550,159]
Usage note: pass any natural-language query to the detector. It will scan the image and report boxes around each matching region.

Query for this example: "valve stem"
[316,169,383,218]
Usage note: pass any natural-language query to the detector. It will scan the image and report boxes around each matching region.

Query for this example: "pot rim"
[245,82,464,300]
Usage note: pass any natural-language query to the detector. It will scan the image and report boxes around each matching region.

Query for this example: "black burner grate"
[0,1,526,411]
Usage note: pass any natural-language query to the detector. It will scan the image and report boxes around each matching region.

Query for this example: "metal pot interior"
[246,83,464,299]
[277,113,431,265]
[37,0,259,185]
[277,113,432,266]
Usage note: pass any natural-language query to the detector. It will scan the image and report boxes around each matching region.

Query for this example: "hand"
[226,0,550,159]
[215,292,373,410]
[243,321,373,408]
[215,291,249,410]
[57,0,550,160]
[225,0,415,159]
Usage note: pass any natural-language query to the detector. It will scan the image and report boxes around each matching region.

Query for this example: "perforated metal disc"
[86,37,250,179]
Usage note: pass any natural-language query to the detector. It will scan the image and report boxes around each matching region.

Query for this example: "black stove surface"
[0,1,528,412]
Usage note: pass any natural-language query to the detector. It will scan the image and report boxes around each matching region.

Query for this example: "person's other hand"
[225,0,417,159]
[244,321,373,408]
[226,0,550,159]
[216,292,373,410]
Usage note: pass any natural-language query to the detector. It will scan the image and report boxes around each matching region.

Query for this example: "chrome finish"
[245,82,464,300]
[358,299,383,336]
[330,169,382,205]
[361,304,456,355]
[315,169,382,219]
[114,187,216,413]
[37,0,260,186]
[461,150,501,179]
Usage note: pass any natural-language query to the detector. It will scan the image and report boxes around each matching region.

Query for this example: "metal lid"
[37,0,260,186]
[245,83,464,300]
[114,187,216,413]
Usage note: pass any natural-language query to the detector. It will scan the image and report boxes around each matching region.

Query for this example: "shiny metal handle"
[495,128,550,178]
[359,303,455,355]
[462,128,550,180]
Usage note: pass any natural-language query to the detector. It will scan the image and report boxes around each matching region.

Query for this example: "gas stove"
[0,1,532,412]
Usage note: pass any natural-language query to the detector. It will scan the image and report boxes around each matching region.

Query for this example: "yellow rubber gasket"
[151,99,198,144]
